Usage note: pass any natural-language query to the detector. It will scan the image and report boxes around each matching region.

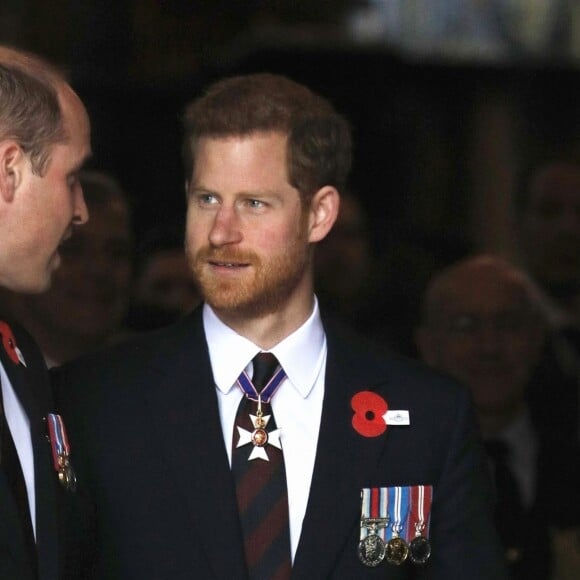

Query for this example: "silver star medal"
[236,402,282,461]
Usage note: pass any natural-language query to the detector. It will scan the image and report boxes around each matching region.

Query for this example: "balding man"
[1,45,91,579]
[416,255,580,580]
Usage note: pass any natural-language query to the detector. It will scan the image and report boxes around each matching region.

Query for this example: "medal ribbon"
[47,413,71,471]
[387,486,410,540]
[407,485,433,541]
[360,487,389,541]
[237,365,286,403]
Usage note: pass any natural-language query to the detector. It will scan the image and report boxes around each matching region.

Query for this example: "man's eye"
[198,194,218,205]
[246,199,265,209]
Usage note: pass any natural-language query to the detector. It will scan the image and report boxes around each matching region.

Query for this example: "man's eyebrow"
[71,152,93,174]
[188,186,217,196]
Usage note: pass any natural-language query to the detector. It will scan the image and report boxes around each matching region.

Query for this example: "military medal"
[385,486,409,565]
[47,413,76,492]
[235,364,286,462]
[409,535,431,564]
[358,525,387,567]
[236,395,283,461]
[408,485,433,565]
[358,488,389,567]
[386,536,409,565]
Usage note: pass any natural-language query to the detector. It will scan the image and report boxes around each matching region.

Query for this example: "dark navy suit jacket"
[54,307,508,579]
[1,320,64,580]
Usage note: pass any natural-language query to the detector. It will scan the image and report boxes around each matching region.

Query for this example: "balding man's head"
[0,44,91,293]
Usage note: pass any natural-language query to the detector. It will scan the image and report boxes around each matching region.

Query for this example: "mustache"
[194,246,260,264]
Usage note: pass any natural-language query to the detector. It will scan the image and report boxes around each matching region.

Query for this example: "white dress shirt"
[0,361,36,538]
[203,300,327,561]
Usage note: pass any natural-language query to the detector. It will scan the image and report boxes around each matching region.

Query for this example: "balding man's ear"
[0,141,23,202]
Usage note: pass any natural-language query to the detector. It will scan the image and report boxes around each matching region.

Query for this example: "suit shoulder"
[53,312,202,392]
[324,315,470,402]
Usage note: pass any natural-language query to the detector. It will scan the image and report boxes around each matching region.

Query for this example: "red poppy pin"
[0,320,26,366]
[351,391,388,437]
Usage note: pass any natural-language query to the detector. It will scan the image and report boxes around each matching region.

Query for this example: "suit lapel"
[293,322,392,578]
[0,459,34,577]
[143,310,247,580]
[0,326,59,580]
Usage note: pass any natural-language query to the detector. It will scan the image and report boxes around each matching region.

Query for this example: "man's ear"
[0,141,23,202]
[308,186,340,243]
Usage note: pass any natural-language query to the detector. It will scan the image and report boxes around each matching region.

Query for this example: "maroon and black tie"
[232,352,292,580]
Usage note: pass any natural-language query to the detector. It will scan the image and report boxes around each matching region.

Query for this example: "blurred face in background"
[136,248,201,315]
[24,189,133,342]
[519,162,580,302]
[417,260,543,417]
[314,193,372,309]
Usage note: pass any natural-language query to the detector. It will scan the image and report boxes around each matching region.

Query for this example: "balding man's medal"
[47,413,76,491]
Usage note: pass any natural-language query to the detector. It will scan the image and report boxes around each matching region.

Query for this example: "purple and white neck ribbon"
[236,364,286,402]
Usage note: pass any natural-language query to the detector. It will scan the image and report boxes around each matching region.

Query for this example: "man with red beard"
[416,255,580,579]
[54,74,507,580]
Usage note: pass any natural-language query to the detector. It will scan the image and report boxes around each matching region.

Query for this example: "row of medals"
[358,518,431,567]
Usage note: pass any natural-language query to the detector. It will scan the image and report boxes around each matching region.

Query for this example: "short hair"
[182,73,352,201]
[0,45,67,176]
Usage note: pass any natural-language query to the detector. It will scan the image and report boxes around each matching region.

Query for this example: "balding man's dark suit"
[1,319,65,580]
[54,307,508,579]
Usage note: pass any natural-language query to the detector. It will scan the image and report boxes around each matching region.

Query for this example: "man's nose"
[208,206,243,247]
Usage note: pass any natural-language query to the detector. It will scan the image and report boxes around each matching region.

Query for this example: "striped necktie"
[232,352,292,580]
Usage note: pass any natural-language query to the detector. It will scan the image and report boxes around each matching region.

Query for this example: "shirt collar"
[203,299,326,399]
